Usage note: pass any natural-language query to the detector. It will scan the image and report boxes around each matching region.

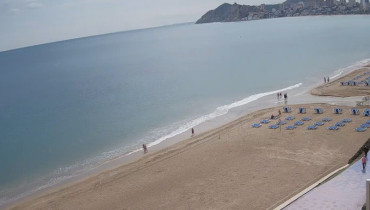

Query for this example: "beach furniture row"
[340,71,370,86]
[252,117,369,132]
[283,107,370,116]
[340,80,369,86]
[352,71,370,81]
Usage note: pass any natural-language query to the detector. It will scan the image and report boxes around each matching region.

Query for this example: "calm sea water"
[1,15,370,204]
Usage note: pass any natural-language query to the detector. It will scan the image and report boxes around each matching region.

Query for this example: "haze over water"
[1,15,370,205]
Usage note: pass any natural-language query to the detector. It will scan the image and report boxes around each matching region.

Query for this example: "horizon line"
[0,21,194,54]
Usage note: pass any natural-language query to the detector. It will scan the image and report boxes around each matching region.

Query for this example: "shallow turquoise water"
[1,15,370,204]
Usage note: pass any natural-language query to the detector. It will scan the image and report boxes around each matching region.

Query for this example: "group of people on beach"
[270,109,282,120]
[277,92,288,102]
[324,77,330,83]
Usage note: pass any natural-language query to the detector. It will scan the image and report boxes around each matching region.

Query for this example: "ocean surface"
[1,15,370,205]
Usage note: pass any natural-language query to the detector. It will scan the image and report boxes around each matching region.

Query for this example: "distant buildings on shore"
[247,0,369,21]
[196,1,370,24]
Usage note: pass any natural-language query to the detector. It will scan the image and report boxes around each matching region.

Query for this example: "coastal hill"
[195,3,277,23]
[196,0,367,24]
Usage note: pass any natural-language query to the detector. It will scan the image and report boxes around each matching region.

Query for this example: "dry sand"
[9,103,370,210]
[311,67,370,97]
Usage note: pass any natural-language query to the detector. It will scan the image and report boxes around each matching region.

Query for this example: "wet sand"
[9,102,370,210]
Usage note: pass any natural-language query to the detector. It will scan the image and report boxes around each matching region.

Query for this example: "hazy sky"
[0,0,285,51]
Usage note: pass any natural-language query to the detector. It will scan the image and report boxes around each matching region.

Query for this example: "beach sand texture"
[10,103,370,210]
[311,67,370,97]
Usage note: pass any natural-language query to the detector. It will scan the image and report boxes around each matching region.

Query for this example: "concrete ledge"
[273,164,349,210]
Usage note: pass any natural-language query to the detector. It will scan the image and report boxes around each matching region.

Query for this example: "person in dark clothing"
[191,128,194,136]
[142,144,148,153]
[364,146,369,159]
[362,155,367,170]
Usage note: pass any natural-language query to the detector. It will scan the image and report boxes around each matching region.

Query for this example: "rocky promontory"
[195,3,266,24]
[196,1,368,24]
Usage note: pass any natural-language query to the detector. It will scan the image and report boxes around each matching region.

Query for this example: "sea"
[1,15,370,206]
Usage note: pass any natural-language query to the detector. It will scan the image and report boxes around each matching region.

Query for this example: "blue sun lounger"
[269,125,279,129]
[314,121,325,126]
[314,108,323,114]
[328,126,339,130]
[322,118,332,122]
[342,118,352,123]
[364,109,370,117]
[283,107,291,113]
[350,108,360,115]
[286,126,296,130]
[298,108,306,114]
[260,119,270,124]
[333,108,342,114]
[356,127,366,132]
[302,117,311,121]
[276,120,286,125]
[252,123,262,128]
[361,124,370,128]
[347,80,357,86]
[335,122,345,127]
[367,120,370,124]
[294,121,304,126]
[285,116,295,121]
[307,125,317,130]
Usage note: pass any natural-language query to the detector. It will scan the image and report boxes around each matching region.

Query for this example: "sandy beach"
[311,66,370,97]
[9,70,370,210]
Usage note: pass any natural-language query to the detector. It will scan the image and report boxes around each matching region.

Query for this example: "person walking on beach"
[142,144,148,154]
[191,128,194,136]
[324,77,326,83]
[364,146,369,159]
[327,77,330,83]
[362,155,367,170]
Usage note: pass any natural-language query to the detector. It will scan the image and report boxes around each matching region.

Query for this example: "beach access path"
[284,159,369,210]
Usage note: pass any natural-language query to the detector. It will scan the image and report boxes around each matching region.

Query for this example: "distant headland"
[196,0,370,24]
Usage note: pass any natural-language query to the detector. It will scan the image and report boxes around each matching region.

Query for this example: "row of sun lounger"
[283,107,370,116]
[252,106,370,132]
[340,80,369,86]
[252,118,369,132]
[352,71,370,80]
[340,71,370,86]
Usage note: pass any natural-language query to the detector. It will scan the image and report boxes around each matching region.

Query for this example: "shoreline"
[311,65,370,97]
[4,59,370,209]
[9,103,370,209]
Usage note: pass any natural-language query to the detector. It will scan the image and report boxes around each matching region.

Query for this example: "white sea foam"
[331,71,343,79]
[146,82,302,148]
[331,58,370,79]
